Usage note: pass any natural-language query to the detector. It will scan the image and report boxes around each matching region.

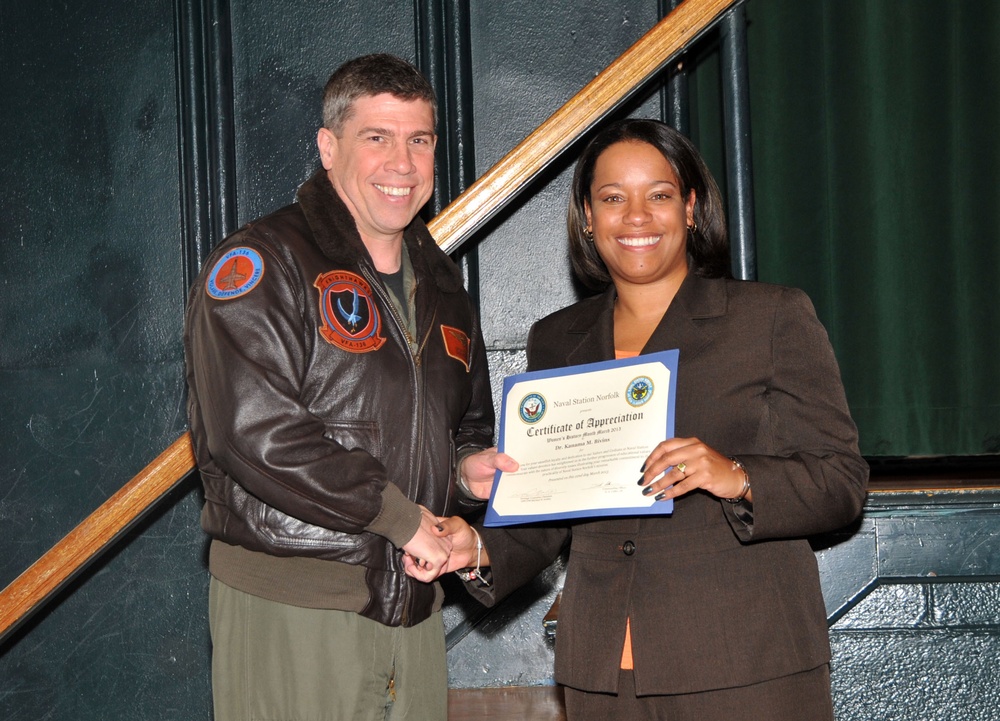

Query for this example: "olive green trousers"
[209,577,447,721]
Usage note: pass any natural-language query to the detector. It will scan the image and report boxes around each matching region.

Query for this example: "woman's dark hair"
[568,118,731,291]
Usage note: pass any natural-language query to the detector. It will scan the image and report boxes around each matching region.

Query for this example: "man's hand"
[402,516,490,582]
[460,447,519,500]
[400,506,453,582]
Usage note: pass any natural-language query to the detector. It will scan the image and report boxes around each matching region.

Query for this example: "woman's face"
[585,140,695,289]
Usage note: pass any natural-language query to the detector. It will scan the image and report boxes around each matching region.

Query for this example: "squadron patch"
[440,325,471,371]
[314,270,386,353]
[205,247,265,300]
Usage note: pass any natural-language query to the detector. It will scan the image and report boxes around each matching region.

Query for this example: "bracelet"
[455,526,491,587]
[456,470,473,496]
[724,457,750,503]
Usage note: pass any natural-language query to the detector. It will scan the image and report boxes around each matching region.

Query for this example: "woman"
[415,119,868,720]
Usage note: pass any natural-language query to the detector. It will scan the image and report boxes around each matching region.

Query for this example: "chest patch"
[205,247,265,300]
[315,270,386,353]
[441,325,470,371]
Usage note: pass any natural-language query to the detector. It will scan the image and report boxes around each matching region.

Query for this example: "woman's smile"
[615,234,661,248]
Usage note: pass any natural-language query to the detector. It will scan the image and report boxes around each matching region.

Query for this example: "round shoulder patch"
[205,247,265,300]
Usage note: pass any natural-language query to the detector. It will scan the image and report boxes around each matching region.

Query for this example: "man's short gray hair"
[322,54,437,135]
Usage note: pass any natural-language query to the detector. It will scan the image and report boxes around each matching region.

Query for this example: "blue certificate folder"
[485,349,679,527]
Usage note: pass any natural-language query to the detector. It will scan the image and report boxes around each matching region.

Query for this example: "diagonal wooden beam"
[0,0,740,645]
[429,0,741,252]
[0,433,196,644]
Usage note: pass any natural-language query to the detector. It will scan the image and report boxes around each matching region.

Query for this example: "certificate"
[484,350,678,527]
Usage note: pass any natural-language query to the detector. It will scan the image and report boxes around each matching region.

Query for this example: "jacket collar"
[295,169,463,293]
[565,274,728,366]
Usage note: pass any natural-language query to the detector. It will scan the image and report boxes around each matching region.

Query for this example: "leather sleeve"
[450,302,496,515]
[466,523,570,607]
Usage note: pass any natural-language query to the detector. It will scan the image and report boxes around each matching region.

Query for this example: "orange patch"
[440,325,470,371]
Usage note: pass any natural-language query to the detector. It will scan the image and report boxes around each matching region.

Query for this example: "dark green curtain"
[725,0,1000,457]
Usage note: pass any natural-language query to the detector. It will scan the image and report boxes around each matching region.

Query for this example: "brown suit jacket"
[475,275,868,696]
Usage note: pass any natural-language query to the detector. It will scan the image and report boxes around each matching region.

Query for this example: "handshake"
[400,447,518,583]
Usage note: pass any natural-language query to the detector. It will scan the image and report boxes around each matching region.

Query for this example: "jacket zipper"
[361,264,433,627]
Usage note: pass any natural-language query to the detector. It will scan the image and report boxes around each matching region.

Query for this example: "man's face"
[317,93,436,250]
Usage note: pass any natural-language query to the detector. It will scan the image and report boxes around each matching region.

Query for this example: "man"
[184,54,514,721]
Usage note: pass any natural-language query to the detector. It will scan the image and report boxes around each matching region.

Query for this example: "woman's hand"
[638,437,751,503]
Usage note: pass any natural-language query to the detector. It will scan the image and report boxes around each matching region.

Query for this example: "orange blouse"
[615,349,640,670]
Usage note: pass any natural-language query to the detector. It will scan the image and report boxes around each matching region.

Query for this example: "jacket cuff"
[365,483,423,549]
[462,577,499,607]
[722,498,755,542]
[454,446,489,501]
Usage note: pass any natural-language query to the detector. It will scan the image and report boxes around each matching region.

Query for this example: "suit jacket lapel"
[565,288,617,366]
[555,276,728,368]
[643,274,727,360]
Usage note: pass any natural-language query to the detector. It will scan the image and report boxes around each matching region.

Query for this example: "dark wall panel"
[469,1,663,350]
[231,1,418,224]
[0,1,208,719]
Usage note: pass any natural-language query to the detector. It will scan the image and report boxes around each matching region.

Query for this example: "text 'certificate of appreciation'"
[484,349,679,527]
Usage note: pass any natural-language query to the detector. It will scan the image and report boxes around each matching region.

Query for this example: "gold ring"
[677,462,687,474]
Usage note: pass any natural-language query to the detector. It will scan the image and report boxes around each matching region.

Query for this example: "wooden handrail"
[0,433,196,643]
[0,0,739,645]
[431,0,740,252]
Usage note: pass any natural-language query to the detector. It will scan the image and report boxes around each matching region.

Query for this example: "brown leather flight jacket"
[185,170,493,627]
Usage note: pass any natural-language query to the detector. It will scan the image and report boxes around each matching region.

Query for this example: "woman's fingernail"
[642,486,654,496]
[640,462,647,472]
[655,492,666,501]
[637,476,646,486]
[435,524,444,532]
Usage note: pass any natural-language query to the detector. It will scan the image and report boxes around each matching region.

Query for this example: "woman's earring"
[584,226,594,242]
[687,222,698,234]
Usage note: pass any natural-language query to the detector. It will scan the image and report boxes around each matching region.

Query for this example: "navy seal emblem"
[518,393,546,424]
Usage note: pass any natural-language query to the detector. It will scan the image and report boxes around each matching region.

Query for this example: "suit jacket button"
[622,540,636,556]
